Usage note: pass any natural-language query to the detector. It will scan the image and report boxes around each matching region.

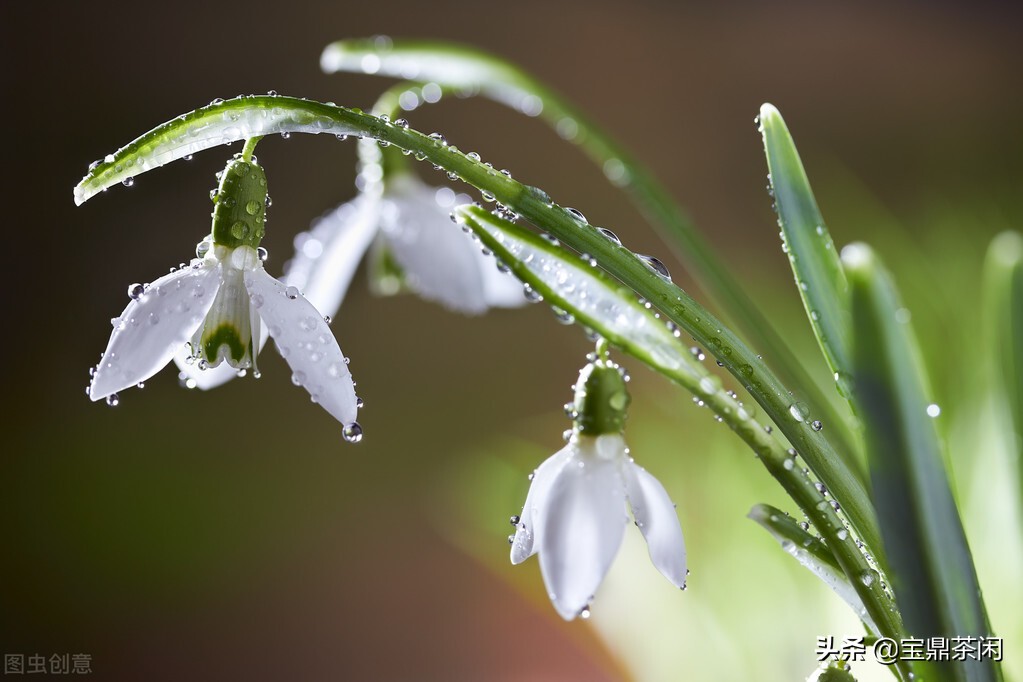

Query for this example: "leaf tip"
[320,41,346,73]
[759,102,781,121]
[840,242,874,274]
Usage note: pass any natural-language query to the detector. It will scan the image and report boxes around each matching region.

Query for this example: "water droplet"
[926,403,941,418]
[811,420,823,431]
[637,254,671,281]
[285,286,300,300]
[230,221,249,239]
[245,200,261,216]
[509,515,520,526]
[257,246,268,262]
[836,529,848,541]
[121,177,134,187]
[579,606,591,620]
[342,421,364,443]
[105,393,120,407]
[523,284,543,303]
[565,207,587,223]
[783,458,794,470]
[280,131,291,139]
[788,402,810,422]
[597,227,621,245]
[552,307,575,325]
[127,283,145,300]
[860,570,876,587]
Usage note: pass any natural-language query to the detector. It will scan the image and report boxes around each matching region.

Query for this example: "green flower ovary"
[211,156,268,249]
[573,359,631,436]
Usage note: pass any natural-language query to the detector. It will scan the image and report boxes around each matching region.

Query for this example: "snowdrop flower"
[178,171,524,392]
[88,153,362,440]
[511,357,687,620]
[373,173,526,314]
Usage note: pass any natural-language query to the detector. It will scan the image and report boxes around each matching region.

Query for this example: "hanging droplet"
[257,246,269,262]
[127,283,145,300]
[509,515,520,526]
[552,307,575,325]
[342,422,364,443]
[105,393,120,407]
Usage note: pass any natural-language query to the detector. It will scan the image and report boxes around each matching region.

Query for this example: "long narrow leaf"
[844,243,997,682]
[322,38,860,455]
[760,104,853,401]
[984,232,1023,495]
[460,206,909,664]
[748,503,877,635]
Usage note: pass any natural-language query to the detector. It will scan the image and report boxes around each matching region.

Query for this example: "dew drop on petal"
[105,393,120,407]
[342,421,364,443]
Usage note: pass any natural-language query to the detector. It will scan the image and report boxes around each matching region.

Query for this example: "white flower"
[374,174,526,314]
[88,243,361,436]
[176,174,524,392]
[511,360,687,620]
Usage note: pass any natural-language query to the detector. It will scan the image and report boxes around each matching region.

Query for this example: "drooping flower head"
[511,352,688,620]
[88,149,363,441]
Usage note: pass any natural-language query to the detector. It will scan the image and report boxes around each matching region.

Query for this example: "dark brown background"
[2,1,1021,680]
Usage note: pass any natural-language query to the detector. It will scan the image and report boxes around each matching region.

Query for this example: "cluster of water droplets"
[76,96,371,205]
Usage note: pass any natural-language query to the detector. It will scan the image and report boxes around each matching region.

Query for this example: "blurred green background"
[2,1,1021,680]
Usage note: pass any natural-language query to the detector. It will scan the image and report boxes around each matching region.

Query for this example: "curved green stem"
[323,38,860,465]
[241,136,262,162]
[73,96,883,573]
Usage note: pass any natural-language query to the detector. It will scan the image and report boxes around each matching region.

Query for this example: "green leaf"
[760,104,853,402]
[74,96,370,205]
[460,206,910,673]
[323,38,860,456]
[748,503,878,635]
[453,205,708,386]
[843,243,998,682]
[983,232,1023,493]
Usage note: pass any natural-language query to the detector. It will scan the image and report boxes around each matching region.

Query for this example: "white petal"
[510,445,573,565]
[171,324,270,390]
[90,263,222,400]
[284,196,380,319]
[538,453,627,620]
[244,267,358,426]
[624,462,688,588]
[380,177,490,314]
[478,249,528,308]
